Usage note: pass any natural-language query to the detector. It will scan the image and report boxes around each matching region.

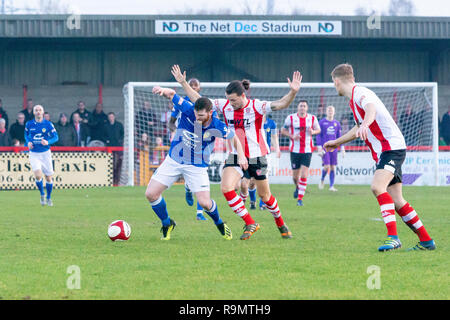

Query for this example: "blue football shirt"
[169,94,233,167]
[25,119,59,153]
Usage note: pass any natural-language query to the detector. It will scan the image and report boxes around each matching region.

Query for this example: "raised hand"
[288,70,302,92]
[171,65,186,83]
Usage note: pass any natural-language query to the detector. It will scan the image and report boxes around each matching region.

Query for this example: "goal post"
[122,82,439,186]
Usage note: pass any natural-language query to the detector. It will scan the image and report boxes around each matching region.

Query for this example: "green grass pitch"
[0,184,448,300]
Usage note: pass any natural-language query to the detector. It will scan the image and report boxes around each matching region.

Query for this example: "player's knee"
[220,183,234,194]
[145,189,159,202]
[370,183,385,196]
[197,198,211,210]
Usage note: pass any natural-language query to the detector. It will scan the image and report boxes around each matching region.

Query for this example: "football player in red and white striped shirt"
[324,63,435,252]
[172,64,302,240]
[281,100,321,206]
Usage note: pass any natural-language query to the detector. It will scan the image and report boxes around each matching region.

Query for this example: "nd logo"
[318,22,334,33]
[163,22,179,32]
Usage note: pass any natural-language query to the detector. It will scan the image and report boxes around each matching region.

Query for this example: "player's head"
[331,63,355,96]
[297,100,308,116]
[194,97,213,124]
[188,78,201,93]
[326,105,335,119]
[225,79,250,109]
[33,105,44,121]
[0,118,5,129]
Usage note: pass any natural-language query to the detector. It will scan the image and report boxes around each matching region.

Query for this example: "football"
[108,220,131,241]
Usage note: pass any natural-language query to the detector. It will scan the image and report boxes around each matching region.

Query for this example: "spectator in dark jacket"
[0,99,9,129]
[88,102,108,143]
[105,112,124,146]
[9,112,26,145]
[0,118,10,146]
[72,112,90,146]
[70,100,90,125]
[54,113,77,146]
[441,105,450,146]
[20,99,34,123]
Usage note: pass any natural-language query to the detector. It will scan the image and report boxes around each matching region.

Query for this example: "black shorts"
[376,149,406,186]
[290,152,312,170]
[223,154,268,180]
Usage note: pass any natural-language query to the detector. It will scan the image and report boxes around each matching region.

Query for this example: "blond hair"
[331,63,354,81]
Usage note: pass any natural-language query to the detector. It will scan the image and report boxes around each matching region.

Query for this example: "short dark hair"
[194,97,212,112]
[225,79,250,96]
[299,100,309,106]
[108,112,115,116]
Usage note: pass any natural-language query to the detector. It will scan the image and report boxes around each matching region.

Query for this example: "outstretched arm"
[323,125,358,152]
[171,65,201,103]
[152,86,176,100]
[270,71,302,111]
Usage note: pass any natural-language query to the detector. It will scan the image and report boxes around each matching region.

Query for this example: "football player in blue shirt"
[146,86,248,240]
[169,78,220,221]
[25,105,59,206]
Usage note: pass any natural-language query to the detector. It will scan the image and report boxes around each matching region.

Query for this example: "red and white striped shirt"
[350,85,406,162]
[211,98,272,158]
[283,113,320,153]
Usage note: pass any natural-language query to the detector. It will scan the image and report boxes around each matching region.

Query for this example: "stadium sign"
[0,152,113,190]
[209,152,450,186]
[155,20,342,36]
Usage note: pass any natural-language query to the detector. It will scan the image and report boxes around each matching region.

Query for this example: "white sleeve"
[312,116,320,131]
[210,98,228,114]
[254,99,272,115]
[355,87,379,111]
[283,115,291,129]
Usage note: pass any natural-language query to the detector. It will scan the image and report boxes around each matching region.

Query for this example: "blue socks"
[204,200,223,225]
[150,196,171,226]
[36,179,45,196]
[46,182,53,200]
[329,170,335,188]
[321,169,327,181]
[196,201,203,213]
[249,188,257,202]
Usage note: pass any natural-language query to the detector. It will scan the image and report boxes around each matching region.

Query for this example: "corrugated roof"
[0,15,448,39]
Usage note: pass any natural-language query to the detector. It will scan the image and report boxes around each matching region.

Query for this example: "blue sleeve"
[270,119,277,130]
[216,121,234,140]
[170,108,180,119]
[172,94,194,114]
[213,110,219,119]
[47,122,59,145]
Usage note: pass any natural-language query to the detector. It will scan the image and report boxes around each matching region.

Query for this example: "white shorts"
[29,150,54,176]
[151,156,210,193]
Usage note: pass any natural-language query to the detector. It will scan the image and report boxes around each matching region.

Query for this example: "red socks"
[264,195,285,227]
[397,203,432,242]
[223,190,254,225]
[376,192,398,237]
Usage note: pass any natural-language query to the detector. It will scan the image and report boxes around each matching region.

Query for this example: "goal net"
[121,82,439,186]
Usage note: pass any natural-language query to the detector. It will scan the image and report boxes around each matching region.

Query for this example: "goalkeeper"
[316,105,345,192]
